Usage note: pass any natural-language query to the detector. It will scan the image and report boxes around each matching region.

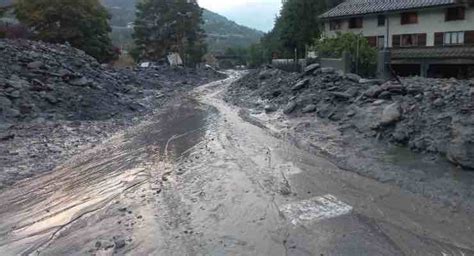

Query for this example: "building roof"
[320,0,458,19]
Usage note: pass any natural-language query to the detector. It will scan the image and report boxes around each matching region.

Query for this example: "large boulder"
[291,78,310,91]
[302,104,317,113]
[283,101,297,114]
[447,121,474,169]
[345,73,362,83]
[380,103,402,126]
[304,63,320,75]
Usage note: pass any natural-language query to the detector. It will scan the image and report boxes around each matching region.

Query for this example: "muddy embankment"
[225,66,474,213]
[0,39,225,190]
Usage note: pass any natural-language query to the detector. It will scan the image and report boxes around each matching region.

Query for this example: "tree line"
[227,0,345,67]
[1,0,206,65]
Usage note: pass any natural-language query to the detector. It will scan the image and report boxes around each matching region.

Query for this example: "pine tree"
[260,0,342,58]
[15,0,116,62]
[133,0,207,66]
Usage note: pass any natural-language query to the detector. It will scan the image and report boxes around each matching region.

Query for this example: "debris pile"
[226,66,474,169]
[0,39,224,123]
[0,39,224,190]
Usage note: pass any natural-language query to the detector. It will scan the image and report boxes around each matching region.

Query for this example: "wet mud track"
[0,72,473,255]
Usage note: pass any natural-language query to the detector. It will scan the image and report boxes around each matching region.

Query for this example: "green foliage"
[15,0,116,63]
[259,0,343,59]
[247,43,269,68]
[224,47,248,66]
[133,0,207,66]
[314,32,377,77]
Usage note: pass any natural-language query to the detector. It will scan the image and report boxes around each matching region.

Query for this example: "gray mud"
[0,72,472,255]
[226,68,474,214]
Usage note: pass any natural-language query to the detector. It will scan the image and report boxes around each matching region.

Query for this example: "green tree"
[133,0,207,66]
[15,0,116,62]
[260,0,343,59]
[313,32,377,77]
[246,43,268,68]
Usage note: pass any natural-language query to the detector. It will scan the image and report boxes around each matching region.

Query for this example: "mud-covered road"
[0,71,473,256]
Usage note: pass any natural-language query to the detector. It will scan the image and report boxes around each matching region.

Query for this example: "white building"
[320,0,474,78]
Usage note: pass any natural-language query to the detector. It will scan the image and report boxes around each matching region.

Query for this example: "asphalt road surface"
[0,71,473,256]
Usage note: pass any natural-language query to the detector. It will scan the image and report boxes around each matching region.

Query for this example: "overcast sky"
[199,0,282,32]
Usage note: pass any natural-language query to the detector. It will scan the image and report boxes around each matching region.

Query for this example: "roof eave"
[319,3,460,20]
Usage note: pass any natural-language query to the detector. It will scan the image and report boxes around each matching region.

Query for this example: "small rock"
[304,63,320,75]
[114,239,126,249]
[283,101,297,114]
[330,92,352,100]
[320,67,335,74]
[264,104,278,113]
[302,104,317,113]
[433,98,444,107]
[4,108,20,118]
[372,99,385,106]
[364,85,383,98]
[0,96,12,108]
[345,73,362,83]
[0,132,15,141]
[7,90,20,99]
[291,78,309,91]
[27,61,43,69]
[69,77,91,87]
[44,95,59,104]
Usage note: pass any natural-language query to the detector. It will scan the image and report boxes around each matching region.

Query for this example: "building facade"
[320,0,474,78]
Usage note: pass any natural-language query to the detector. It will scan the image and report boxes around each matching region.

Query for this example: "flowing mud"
[0,72,473,255]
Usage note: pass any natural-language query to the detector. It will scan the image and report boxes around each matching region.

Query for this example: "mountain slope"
[101,0,264,53]
[202,9,264,53]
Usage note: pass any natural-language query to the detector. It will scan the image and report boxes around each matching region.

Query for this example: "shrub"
[313,32,377,77]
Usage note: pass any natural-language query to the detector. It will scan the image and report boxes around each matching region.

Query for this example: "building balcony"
[390,45,474,64]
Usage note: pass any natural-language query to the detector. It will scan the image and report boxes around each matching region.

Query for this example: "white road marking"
[280,194,353,225]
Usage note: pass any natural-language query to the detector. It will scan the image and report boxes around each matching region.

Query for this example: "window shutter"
[434,32,444,46]
[366,36,377,47]
[465,31,474,44]
[392,35,400,48]
[418,34,427,46]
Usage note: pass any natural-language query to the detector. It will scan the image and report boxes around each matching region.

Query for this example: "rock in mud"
[330,92,352,101]
[27,61,43,69]
[304,63,320,75]
[225,66,473,171]
[302,104,317,113]
[364,85,383,98]
[114,239,126,249]
[283,101,297,114]
[345,73,362,83]
[380,103,402,126]
[320,67,335,74]
[447,121,474,169]
[264,104,278,113]
[292,78,309,91]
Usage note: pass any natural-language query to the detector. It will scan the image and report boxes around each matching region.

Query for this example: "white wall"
[323,7,474,47]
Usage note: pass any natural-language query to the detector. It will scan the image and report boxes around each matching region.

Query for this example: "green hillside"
[101,0,264,54]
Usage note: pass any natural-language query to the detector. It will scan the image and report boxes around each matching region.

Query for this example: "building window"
[401,12,418,25]
[377,15,385,26]
[348,17,363,28]
[446,7,465,21]
[377,36,385,48]
[444,31,465,45]
[329,20,342,30]
[401,34,418,47]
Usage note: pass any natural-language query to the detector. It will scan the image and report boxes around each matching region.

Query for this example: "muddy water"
[0,72,473,255]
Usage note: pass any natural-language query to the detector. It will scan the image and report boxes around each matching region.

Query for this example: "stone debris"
[0,39,225,190]
[226,66,474,169]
